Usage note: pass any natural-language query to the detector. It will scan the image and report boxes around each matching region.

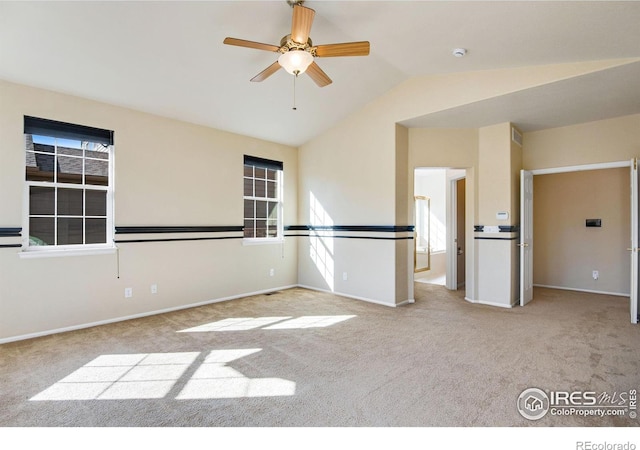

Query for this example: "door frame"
[630,159,639,324]
[520,170,534,306]
[446,172,466,291]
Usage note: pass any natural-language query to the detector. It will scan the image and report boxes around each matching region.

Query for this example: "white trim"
[465,297,515,309]
[0,284,298,344]
[19,246,116,259]
[530,160,630,176]
[397,298,416,306]
[446,176,457,290]
[533,284,629,298]
[297,284,398,307]
[446,172,466,291]
[242,238,285,246]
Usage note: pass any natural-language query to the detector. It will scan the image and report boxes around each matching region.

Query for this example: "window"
[243,155,283,240]
[23,116,114,251]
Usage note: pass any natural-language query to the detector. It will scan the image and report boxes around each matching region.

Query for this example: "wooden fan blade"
[315,41,370,57]
[223,37,280,53]
[291,4,315,44]
[251,61,282,82]
[306,61,332,87]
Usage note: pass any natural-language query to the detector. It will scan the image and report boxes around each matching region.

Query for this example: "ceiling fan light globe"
[278,50,314,75]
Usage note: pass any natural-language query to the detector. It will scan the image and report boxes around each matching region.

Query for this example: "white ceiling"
[1,1,640,147]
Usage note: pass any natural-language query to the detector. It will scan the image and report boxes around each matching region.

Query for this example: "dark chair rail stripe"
[116,236,244,244]
[0,228,21,237]
[474,225,519,233]
[285,234,413,241]
[474,236,519,241]
[115,226,243,234]
[285,225,414,233]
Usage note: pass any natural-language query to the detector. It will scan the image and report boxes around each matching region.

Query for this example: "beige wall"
[409,128,479,174]
[475,123,521,307]
[478,123,513,225]
[533,168,630,295]
[511,127,523,224]
[395,124,413,302]
[0,79,298,342]
[523,114,640,170]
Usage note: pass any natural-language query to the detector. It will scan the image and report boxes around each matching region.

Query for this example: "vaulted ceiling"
[1,1,639,146]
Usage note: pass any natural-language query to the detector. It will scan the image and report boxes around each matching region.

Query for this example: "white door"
[630,159,639,324]
[520,170,534,306]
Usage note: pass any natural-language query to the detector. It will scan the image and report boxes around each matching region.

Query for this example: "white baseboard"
[465,297,515,309]
[0,284,298,345]
[297,284,399,307]
[533,284,629,298]
[397,298,416,306]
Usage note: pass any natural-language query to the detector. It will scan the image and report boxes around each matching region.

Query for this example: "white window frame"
[21,131,115,258]
[243,158,284,245]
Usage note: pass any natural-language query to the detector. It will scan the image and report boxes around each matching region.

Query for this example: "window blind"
[244,155,283,171]
[24,116,114,146]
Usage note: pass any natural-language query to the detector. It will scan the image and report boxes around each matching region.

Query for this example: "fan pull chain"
[292,71,298,111]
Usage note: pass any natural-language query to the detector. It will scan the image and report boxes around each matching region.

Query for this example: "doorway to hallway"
[414,168,466,290]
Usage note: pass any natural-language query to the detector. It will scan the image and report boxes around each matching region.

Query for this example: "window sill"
[242,238,285,246]
[18,246,117,259]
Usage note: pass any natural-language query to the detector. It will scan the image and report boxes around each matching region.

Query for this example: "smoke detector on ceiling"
[452,48,467,57]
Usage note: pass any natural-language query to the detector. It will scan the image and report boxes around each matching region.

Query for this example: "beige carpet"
[0,284,638,427]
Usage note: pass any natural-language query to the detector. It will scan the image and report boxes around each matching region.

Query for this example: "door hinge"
[635,158,637,170]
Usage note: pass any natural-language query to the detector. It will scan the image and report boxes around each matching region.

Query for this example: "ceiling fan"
[223,0,370,87]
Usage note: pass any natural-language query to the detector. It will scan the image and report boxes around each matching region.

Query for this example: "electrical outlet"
[124,287,133,298]
[592,270,599,280]
[343,272,348,281]
[151,284,158,294]
[269,268,275,277]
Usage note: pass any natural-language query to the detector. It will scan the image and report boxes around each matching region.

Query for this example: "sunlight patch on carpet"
[178,315,356,333]
[29,349,296,401]
[177,350,295,399]
[263,315,356,329]
[177,317,291,332]
[30,352,198,401]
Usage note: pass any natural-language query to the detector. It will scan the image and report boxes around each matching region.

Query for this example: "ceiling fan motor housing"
[279,35,316,56]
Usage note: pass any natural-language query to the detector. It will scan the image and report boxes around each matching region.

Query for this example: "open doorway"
[414,168,466,290]
[520,160,638,324]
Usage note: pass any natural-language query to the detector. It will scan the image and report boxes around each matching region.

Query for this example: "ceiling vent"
[511,127,523,147]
